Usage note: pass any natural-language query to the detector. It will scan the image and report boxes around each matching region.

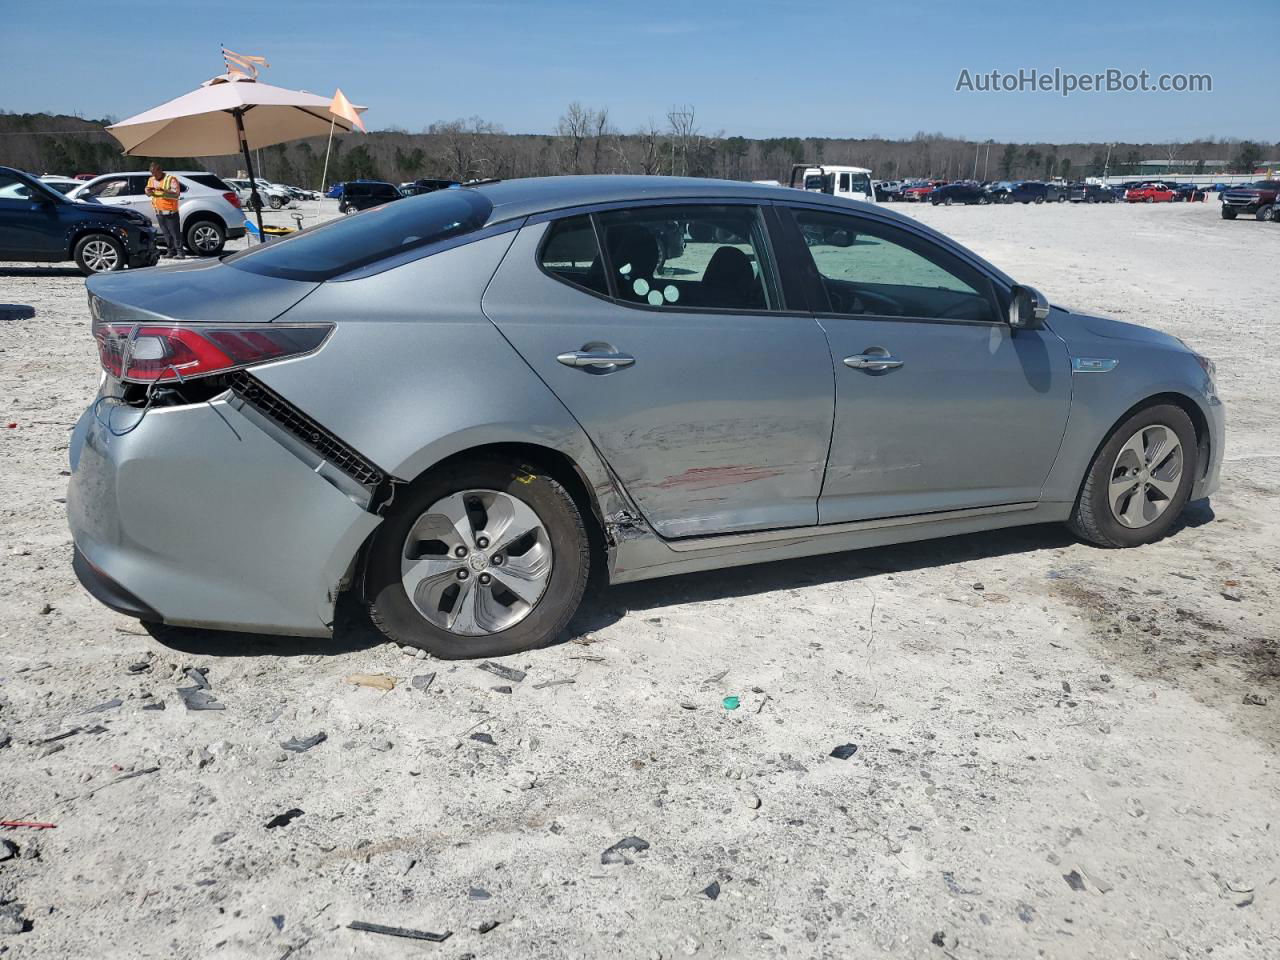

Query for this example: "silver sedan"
[68,176,1224,658]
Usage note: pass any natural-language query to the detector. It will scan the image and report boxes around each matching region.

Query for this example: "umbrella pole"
[315,115,335,225]
[234,108,266,242]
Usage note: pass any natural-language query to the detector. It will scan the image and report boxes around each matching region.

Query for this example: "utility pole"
[1103,142,1114,181]
[983,140,992,180]
[972,142,979,180]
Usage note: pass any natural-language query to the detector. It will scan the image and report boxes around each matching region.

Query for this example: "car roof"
[464,175,1014,286]
[473,174,860,222]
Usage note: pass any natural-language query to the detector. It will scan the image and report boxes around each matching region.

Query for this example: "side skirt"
[609,501,1071,584]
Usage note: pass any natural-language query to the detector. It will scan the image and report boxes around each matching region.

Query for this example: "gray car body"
[68,176,1224,636]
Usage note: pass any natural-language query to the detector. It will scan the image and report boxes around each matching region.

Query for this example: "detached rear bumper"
[67,395,381,636]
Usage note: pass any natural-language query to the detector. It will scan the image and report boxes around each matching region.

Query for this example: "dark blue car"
[929,182,989,205]
[0,166,158,274]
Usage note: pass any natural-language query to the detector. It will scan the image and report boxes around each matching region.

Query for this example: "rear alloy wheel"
[73,233,124,275]
[185,219,225,256]
[367,459,589,659]
[1068,404,1197,548]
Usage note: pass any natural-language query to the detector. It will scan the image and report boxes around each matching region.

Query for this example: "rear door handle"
[556,350,635,370]
[844,349,903,371]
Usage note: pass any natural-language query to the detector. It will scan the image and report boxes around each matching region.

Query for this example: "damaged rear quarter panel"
[248,231,639,566]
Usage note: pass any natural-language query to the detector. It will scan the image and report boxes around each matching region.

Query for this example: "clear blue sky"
[8,0,1278,143]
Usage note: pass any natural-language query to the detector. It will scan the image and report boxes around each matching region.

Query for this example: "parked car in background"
[900,181,937,202]
[226,178,293,211]
[1124,182,1176,203]
[0,165,158,274]
[930,182,988,205]
[874,179,904,201]
[985,181,1016,202]
[338,180,403,214]
[401,178,461,197]
[68,171,245,256]
[1210,183,1231,194]
[1010,181,1066,204]
[1219,180,1279,220]
[1170,183,1205,202]
[40,175,87,195]
[67,176,1223,659]
[1068,183,1116,203]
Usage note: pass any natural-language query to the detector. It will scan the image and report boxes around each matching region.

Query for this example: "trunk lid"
[86,259,319,326]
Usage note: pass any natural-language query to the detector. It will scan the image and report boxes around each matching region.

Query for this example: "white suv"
[67,171,246,256]
[226,178,293,211]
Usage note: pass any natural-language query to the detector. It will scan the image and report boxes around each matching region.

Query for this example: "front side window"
[594,204,777,311]
[225,187,493,281]
[0,172,32,201]
[791,208,996,323]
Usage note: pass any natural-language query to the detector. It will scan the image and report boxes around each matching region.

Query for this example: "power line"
[0,129,114,137]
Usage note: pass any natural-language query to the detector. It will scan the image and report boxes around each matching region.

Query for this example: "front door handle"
[844,347,903,371]
[556,350,636,370]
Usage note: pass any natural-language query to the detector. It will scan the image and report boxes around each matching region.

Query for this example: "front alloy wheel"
[368,460,589,659]
[1107,425,1184,529]
[1068,403,1197,548]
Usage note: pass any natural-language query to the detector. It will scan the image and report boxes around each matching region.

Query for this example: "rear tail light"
[223,191,242,209]
[93,321,332,384]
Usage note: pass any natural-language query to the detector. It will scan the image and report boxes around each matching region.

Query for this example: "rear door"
[777,204,1071,524]
[482,202,835,538]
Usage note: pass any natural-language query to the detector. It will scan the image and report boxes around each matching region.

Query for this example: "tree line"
[1,107,1273,186]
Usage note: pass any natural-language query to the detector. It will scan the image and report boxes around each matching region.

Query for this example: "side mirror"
[1009,284,1050,330]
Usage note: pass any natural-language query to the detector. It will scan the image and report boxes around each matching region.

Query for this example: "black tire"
[367,458,590,659]
[1034,195,1045,204]
[1067,403,1198,548]
[1257,205,1274,222]
[268,195,282,210]
[1221,207,1237,220]
[184,218,225,256]
[73,233,125,275]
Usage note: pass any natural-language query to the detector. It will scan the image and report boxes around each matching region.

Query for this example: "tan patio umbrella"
[105,51,366,237]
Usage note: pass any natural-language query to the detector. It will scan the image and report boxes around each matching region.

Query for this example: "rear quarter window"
[190,174,233,191]
[225,187,494,281]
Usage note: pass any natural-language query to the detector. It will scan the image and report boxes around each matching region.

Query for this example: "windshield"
[225,188,494,282]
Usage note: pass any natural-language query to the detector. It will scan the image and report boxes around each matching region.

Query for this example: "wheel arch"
[1068,391,1212,506]
[65,225,122,259]
[183,209,227,231]
[351,437,632,604]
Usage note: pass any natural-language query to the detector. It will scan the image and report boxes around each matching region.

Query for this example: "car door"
[482,202,835,539]
[776,204,1071,524]
[0,171,64,259]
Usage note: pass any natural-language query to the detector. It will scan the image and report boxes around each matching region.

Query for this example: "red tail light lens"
[93,322,332,383]
[223,191,242,209]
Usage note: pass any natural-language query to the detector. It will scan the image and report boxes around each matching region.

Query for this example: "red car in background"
[902,180,946,202]
[1125,182,1176,203]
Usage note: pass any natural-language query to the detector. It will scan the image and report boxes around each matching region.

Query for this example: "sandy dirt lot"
[1,198,1276,959]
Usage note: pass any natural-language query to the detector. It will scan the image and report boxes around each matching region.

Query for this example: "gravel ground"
[0,198,1276,959]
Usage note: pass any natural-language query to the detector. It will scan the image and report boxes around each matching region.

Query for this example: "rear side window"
[539,215,609,297]
[595,205,777,311]
[225,188,494,281]
[190,174,232,191]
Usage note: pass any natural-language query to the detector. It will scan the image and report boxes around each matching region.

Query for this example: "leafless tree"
[557,102,591,174]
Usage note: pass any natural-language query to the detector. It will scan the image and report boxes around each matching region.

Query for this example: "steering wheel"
[829,285,903,317]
